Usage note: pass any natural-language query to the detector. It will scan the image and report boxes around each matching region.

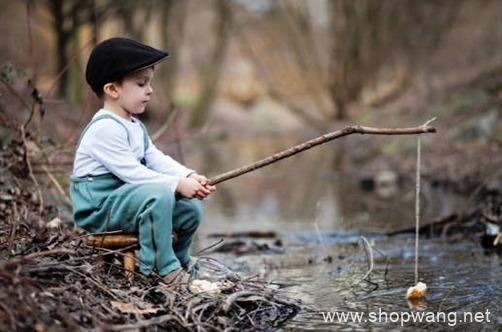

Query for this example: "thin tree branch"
[208,124,436,185]
[150,106,178,142]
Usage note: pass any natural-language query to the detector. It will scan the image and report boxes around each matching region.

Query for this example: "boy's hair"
[85,37,168,96]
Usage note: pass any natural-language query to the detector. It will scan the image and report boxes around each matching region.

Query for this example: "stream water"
[196,221,501,331]
[277,234,501,331]
[192,174,501,331]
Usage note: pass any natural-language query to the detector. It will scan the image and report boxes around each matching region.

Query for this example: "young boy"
[70,37,215,283]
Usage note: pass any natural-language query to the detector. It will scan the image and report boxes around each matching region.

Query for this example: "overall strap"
[76,114,149,154]
[138,121,150,152]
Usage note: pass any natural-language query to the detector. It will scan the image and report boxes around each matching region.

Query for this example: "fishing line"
[414,135,421,285]
[414,117,436,285]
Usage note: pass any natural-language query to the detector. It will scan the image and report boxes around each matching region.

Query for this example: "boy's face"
[114,67,154,116]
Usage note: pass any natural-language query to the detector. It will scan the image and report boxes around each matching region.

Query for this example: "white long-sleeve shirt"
[72,109,193,192]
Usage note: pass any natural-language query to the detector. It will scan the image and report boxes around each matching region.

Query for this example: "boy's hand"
[189,173,216,199]
[176,173,216,199]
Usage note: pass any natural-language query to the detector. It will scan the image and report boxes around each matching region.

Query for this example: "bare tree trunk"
[189,0,233,130]
[44,0,107,98]
[116,1,154,41]
[158,0,188,99]
[49,0,69,97]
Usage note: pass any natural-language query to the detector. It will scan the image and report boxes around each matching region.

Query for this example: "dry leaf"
[110,300,163,315]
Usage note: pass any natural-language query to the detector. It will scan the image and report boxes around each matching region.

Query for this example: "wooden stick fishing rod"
[207,124,436,186]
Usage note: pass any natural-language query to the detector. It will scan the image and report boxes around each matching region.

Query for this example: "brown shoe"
[162,267,190,284]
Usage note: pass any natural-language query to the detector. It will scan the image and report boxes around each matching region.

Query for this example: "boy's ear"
[103,82,120,99]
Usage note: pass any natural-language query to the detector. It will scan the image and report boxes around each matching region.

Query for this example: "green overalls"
[70,115,202,276]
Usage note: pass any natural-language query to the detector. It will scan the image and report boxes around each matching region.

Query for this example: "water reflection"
[198,133,467,234]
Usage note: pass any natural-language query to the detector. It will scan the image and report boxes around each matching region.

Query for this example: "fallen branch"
[6,248,76,265]
[386,213,458,237]
[208,124,436,185]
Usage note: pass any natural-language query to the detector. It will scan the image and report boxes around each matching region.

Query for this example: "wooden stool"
[85,232,178,280]
[86,234,138,279]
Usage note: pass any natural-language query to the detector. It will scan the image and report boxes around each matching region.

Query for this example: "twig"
[193,238,225,256]
[64,265,124,301]
[314,221,328,254]
[46,39,95,98]
[23,83,42,129]
[0,300,15,331]
[41,164,71,205]
[12,263,90,275]
[208,124,436,185]
[438,287,456,312]
[7,202,19,258]
[20,124,44,215]
[6,248,76,265]
[493,233,502,246]
[224,291,268,312]
[104,314,184,331]
[151,106,179,142]
[354,236,374,285]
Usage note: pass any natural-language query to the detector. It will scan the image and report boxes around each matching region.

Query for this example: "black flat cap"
[85,37,169,94]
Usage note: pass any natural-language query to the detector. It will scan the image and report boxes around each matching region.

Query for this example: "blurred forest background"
[1,0,502,232]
